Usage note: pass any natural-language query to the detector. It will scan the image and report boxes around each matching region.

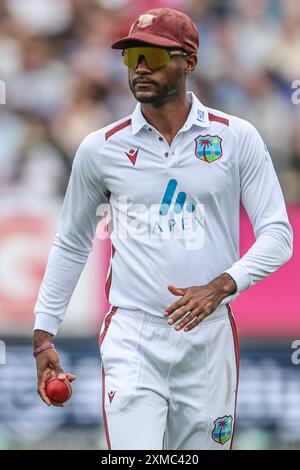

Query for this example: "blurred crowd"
[1,0,300,201]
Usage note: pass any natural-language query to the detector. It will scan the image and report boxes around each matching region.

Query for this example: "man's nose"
[135,55,151,72]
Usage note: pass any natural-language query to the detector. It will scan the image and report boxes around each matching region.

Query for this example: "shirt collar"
[131,91,209,136]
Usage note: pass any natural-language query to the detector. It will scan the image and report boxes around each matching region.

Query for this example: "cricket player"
[33,8,293,450]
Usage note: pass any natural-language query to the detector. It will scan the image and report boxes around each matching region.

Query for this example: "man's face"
[128,49,188,105]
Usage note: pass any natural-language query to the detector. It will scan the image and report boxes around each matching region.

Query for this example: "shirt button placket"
[158,136,167,158]
[157,134,175,163]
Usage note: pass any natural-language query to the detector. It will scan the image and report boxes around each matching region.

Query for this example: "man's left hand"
[163,273,237,332]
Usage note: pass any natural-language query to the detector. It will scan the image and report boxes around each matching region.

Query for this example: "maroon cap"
[111,8,199,54]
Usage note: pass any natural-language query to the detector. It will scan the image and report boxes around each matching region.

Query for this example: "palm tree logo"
[195,134,223,163]
[199,138,212,163]
[212,415,233,445]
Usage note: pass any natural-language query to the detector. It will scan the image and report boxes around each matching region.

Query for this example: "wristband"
[33,343,55,358]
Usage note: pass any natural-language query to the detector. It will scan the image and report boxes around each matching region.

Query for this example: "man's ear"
[185,54,198,75]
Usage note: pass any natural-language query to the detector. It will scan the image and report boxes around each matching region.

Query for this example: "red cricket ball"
[45,378,72,405]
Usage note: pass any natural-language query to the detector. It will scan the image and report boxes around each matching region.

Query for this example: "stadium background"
[0,0,299,450]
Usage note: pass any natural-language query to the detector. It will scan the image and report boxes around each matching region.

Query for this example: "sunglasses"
[122,46,189,71]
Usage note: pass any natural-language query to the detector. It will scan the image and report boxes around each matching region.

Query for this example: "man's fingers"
[38,387,51,406]
[174,311,197,330]
[183,314,206,332]
[65,373,77,383]
[167,284,187,296]
[57,373,67,380]
[167,305,192,324]
[164,283,219,331]
[164,295,189,317]
[164,285,190,317]
[38,375,52,406]
[164,301,183,317]
[52,402,64,408]
[35,349,70,406]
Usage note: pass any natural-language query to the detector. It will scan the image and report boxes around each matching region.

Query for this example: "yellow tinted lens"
[123,47,170,71]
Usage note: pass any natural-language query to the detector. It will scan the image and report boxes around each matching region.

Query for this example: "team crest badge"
[211,415,233,445]
[137,14,156,28]
[195,134,223,163]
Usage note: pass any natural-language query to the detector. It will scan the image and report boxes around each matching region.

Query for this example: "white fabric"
[100,306,238,450]
[34,91,293,335]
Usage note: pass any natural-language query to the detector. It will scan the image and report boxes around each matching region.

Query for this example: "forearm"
[225,226,293,292]
[34,235,88,335]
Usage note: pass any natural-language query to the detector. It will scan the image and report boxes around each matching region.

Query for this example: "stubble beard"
[129,72,181,106]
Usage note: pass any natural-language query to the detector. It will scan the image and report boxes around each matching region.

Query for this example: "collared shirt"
[34,92,293,335]
[131,91,210,135]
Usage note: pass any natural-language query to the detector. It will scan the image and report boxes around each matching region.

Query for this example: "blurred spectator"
[6,0,73,36]
[50,78,113,155]
[269,2,300,87]
[232,71,294,172]
[7,37,74,119]
[233,0,281,75]
[0,0,299,202]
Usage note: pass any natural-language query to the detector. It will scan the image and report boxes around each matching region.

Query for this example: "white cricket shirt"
[34,92,293,335]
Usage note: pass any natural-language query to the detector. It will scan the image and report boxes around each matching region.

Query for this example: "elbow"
[282,224,294,265]
[259,222,294,266]
[282,244,293,265]
[285,239,293,265]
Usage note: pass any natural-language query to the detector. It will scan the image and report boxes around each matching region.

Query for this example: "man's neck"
[140,90,192,145]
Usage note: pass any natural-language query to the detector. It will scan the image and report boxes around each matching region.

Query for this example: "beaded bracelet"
[33,343,55,358]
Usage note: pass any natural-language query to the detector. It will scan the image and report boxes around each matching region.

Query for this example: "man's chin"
[134,91,160,103]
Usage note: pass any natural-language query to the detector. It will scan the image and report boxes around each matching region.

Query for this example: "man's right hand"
[33,330,76,406]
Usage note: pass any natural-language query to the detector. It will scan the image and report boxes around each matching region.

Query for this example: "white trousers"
[99,304,239,450]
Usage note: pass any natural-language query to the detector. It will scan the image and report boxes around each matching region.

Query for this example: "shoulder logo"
[195,134,223,163]
[137,13,156,28]
[125,148,139,166]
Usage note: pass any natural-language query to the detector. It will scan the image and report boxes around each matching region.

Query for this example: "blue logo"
[152,179,204,248]
[195,134,223,163]
[159,179,195,216]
